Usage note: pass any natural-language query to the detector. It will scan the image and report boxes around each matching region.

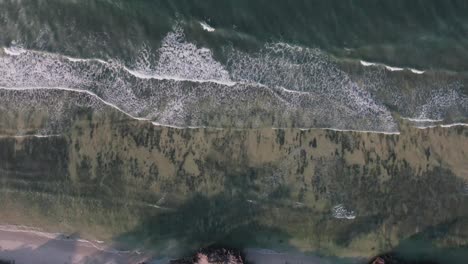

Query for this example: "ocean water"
[1,1,468,263]
[1,0,467,133]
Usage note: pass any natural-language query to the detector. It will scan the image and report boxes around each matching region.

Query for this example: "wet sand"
[0,226,148,264]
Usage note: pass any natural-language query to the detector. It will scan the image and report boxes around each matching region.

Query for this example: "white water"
[401,117,443,122]
[1,27,466,132]
[332,204,356,220]
[360,60,425,74]
[199,21,215,32]
[3,46,26,56]
[385,65,404,71]
[0,134,62,138]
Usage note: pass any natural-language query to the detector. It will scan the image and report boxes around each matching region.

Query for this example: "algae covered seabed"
[1,101,467,260]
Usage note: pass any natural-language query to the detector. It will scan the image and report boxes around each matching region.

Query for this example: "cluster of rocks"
[169,247,244,264]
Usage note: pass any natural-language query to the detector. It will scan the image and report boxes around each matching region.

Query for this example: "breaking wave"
[1,25,465,133]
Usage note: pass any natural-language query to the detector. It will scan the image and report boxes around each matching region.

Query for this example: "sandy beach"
[0,225,149,264]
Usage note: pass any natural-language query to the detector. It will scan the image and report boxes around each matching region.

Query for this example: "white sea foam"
[360,60,425,75]
[2,26,463,132]
[65,51,236,86]
[414,125,438,129]
[64,55,107,64]
[123,66,236,86]
[401,117,443,122]
[412,89,468,123]
[0,37,400,132]
[385,65,404,71]
[3,46,26,56]
[199,21,215,32]
[133,25,231,82]
[440,123,468,128]
[360,60,376,66]
[412,123,468,130]
[0,86,149,122]
[0,86,404,134]
[226,43,398,131]
[332,204,356,220]
[309,127,400,135]
[409,68,425,74]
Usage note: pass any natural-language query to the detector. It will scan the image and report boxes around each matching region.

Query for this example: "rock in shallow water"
[169,247,244,264]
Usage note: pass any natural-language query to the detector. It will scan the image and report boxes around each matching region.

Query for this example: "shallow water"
[1,1,468,263]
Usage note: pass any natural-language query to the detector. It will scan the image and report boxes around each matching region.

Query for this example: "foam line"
[412,123,468,129]
[409,68,425,74]
[0,86,153,123]
[122,67,237,86]
[359,59,426,75]
[440,123,468,128]
[385,65,404,71]
[0,86,400,133]
[400,117,443,122]
[0,134,62,138]
[360,60,376,66]
[3,86,465,134]
[64,55,107,65]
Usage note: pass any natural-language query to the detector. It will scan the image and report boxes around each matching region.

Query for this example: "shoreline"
[0,225,363,264]
[0,225,149,264]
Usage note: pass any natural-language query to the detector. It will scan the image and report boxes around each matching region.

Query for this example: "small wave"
[123,67,236,86]
[440,123,468,128]
[411,123,468,129]
[3,46,26,56]
[401,117,443,122]
[199,21,215,32]
[409,68,425,74]
[413,125,438,129]
[360,60,425,74]
[64,55,107,65]
[65,53,236,86]
[385,65,404,71]
[1,30,434,132]
[360,60,376,66]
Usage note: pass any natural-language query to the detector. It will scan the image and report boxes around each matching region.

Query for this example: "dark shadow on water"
[115,191,296,258]
[387,219,468,264]
[114,190,365,264]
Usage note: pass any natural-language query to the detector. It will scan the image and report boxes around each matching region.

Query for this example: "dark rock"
[170,247,244,264]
